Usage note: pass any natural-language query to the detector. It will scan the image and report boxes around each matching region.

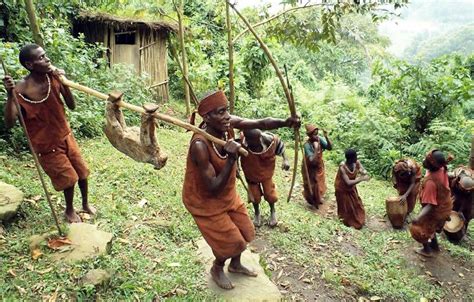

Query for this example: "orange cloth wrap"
[302,139,327,206]
[334,162,365,229]
[392,159,422,214]
[182,133,255,258]
[37,134,89,191]
[409,168,453,244]
[16,75,89,191]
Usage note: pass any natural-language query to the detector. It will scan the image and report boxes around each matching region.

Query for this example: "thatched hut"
[73,11,177,101]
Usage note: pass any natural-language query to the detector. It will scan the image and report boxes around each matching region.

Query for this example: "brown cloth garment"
[449,166,473,228]
[240,134,279,203]
[15,74,89,191]
[182,133,255,259]
[410,168,453,244]
[392,159,422,215]
[302,138,327,206]
[335,161,365,229]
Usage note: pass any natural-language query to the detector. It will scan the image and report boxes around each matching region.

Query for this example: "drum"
[386,196,408,228]
[443,211,466,243]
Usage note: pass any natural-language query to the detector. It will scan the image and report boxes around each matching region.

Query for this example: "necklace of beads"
[212,141,228,159]
[19,74,51,104]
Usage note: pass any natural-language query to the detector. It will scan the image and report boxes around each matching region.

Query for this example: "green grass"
[0,129,472,300]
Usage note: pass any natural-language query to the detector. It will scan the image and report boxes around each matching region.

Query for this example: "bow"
[227,2,301,202]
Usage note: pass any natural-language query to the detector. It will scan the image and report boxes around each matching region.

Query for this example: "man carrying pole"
[2,44,95,223]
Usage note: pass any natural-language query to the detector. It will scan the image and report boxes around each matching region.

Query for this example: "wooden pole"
[176,0,191,116]
[1,58,62,235]
[23,0,44,47]
[228,0,301,202]
[57,75,248,157]
[226,1,236,114]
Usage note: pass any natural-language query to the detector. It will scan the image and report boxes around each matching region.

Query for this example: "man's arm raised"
[53,69,75,110]
[230,115,299,130]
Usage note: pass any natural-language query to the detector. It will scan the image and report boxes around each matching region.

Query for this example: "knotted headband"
[190,90,228,125]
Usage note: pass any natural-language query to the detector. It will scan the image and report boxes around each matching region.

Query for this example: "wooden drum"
[386,196,407,228]
[443,211,466,243]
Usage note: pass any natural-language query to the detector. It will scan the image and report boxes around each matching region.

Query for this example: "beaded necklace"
[18,74,51,104]
[211,141,228,159]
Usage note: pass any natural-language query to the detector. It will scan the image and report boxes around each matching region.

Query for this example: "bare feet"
[82,204,96,215]
[253,214,262,227]
[268,212,278,227]
[65,210,81,223]
[430,240,440,252]
[415,247,433,258]
[228,263,258,277]
[210,263,234,290]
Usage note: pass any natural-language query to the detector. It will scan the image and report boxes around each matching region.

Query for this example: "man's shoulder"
[14,79,28,93]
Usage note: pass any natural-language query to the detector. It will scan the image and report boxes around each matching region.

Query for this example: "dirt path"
[249,235,350,301]
[251,197,473,301]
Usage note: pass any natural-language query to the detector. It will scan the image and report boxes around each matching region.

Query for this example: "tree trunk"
[226,1,235,114]
[177,0,191,115]
[23,0,43,47]
[470,134,474,170]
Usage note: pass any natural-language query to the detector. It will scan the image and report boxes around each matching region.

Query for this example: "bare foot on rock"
[65,210,82,223]
[211,264,234,290]
[228,263,258,277]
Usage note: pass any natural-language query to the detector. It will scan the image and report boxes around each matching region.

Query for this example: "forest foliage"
[0,0,472,178]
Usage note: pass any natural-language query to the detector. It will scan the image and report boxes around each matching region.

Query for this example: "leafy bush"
[0,20,156,153]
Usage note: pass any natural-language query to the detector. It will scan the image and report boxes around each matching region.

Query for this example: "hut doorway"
[113,30,139,73]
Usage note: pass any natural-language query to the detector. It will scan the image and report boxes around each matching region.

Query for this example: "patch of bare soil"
[249,236,350,301]
[404,238,474,299]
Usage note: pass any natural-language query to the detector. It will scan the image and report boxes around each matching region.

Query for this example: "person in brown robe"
[334,149,370,229]
[182,90,299,290]
[409,150,453,257]
[449,166,473,230]
[302,124,332,208]
[240,129,289,227]
[392,158,422,216]
[3,44,94,223]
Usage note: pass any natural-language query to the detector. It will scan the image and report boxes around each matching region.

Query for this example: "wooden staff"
[284,65,313,199]
[1,58,63,236]
[57,75,249,157]
[227,2,301,203]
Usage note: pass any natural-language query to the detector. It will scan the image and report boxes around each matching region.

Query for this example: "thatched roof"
[76,11,178,33]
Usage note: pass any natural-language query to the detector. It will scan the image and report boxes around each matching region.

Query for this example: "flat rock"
[81,269,111,287]
[197,239,281,301]
[52,223,113,263]
[0,181,24,222]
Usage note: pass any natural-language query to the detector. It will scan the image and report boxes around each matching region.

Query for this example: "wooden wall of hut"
[73,22,170,102]
[138,28,169,102]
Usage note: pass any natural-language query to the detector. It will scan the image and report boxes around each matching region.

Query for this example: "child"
[240,129,289,227]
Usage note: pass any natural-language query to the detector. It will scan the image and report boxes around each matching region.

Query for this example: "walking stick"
[1,58,63,236]
[283,65,314,201]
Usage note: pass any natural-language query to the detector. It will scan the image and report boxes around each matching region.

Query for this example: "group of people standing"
[3,44,472,291]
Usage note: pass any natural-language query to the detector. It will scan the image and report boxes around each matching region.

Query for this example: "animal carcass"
[104,101,168,169]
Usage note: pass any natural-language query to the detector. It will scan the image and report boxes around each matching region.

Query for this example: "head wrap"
[393,160,410,175]
[189,90,228,125]
[425,149,443,169]
[305,124,318,136]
